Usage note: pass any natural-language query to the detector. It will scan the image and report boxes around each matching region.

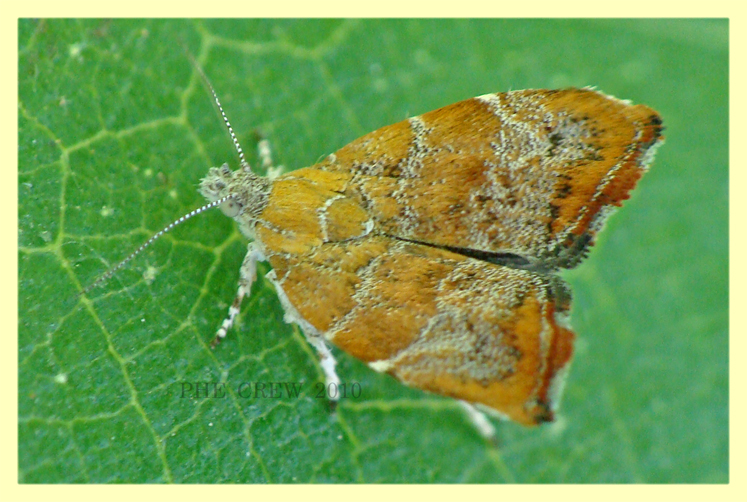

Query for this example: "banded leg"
[257,138,285,180]
[459,401,498,445]
[306,336,341,410]
[211,243,264,348]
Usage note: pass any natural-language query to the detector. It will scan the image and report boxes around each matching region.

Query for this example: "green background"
[18,19,728,483]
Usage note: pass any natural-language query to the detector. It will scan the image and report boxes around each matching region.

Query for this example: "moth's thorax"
[200,163,272,237]
[252,167,375,257]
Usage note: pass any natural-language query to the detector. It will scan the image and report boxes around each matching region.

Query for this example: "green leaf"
[19,19,727,483]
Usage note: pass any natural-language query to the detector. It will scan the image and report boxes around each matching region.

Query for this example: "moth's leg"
[459,401,498,445]
[211,243,263,348]
[305,335,342,410]
[263,268,342,410]
[257,138,285,180]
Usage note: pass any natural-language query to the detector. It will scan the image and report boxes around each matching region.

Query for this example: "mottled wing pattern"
[316,88,663,270]
[265,235,574,425]
[254,169,574,425]
[244,88,662,425]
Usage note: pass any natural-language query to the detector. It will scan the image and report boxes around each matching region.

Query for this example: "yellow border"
[7,2,745,501]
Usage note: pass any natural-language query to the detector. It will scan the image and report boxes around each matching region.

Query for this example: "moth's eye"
[220,199,241,217]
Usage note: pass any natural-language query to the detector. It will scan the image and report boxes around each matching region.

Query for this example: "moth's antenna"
[82,47,246,296]
[81,195,232,296]
[182,44,248,168]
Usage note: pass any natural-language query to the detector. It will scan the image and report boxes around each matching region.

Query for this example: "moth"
[89,69,663,437]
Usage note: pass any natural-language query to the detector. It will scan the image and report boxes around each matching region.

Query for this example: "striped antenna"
[182,46,248,168]
[81,195,233,296]
[83,47,248,296]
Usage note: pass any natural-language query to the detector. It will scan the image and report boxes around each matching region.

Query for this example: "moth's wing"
[316,88,664,270]
[263,233,574,426]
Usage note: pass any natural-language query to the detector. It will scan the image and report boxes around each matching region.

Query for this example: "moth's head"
[200,163,271,220]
